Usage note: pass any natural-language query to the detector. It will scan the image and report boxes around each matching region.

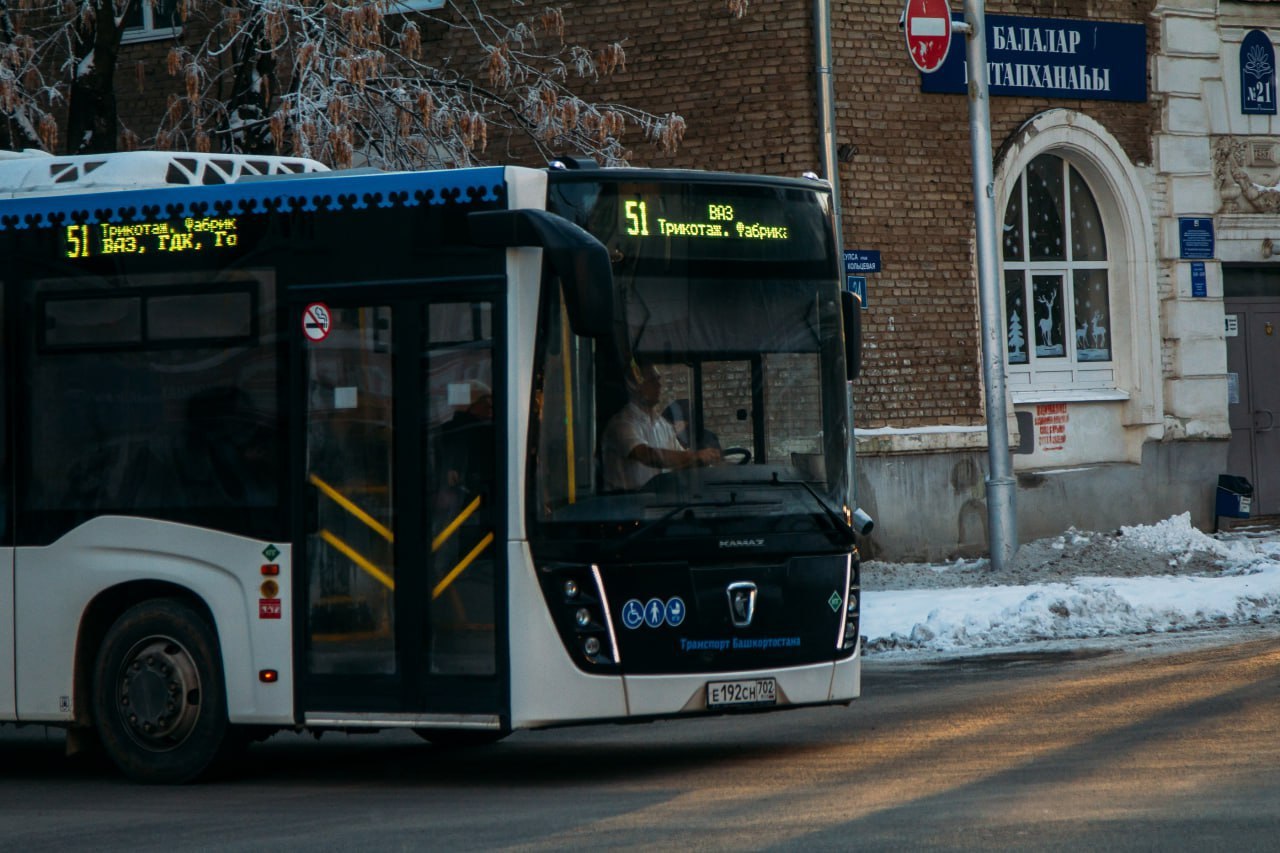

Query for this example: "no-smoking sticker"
[302,302,331,342]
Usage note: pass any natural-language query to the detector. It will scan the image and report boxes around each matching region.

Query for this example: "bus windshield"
[532,175,851,552]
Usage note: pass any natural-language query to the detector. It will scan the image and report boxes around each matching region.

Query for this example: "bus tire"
[412,728,507,748]
[92,598,231,784]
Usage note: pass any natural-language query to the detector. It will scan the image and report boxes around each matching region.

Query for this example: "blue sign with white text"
[1241,30,1277,116]
[1179,219,1215,260]
[921,14,1147,102]
[843,250,881,273]
[1190,262,1207,298]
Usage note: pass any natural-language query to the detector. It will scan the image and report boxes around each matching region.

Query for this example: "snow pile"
[862,513,1280,655]
[1116,512,1261,564]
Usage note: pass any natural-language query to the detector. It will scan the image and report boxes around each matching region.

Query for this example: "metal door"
[1225,298,1280,516]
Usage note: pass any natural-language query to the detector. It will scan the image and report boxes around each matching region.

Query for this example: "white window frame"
[994,110,1161,424]
[1002,155,1115,392]
[120,0,180,45]
[390,0,447,13]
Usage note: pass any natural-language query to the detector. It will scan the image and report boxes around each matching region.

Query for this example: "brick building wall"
[118,46,178,144]
[512,0,1161,432]
[831,0,1159,430]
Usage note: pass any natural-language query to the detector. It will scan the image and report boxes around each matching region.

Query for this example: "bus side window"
[24,276,280,540]
[179,386,277,505]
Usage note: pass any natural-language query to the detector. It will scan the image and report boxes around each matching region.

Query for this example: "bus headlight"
[536,563,621,671]
[841,552,861,652]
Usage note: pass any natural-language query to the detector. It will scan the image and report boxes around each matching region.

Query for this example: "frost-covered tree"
[2,0,709,168]
[0,0,127,153]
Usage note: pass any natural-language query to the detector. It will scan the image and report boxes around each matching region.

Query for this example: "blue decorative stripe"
[0,166,508,232]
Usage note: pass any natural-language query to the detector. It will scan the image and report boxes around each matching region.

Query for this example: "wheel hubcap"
[116,636,202,751]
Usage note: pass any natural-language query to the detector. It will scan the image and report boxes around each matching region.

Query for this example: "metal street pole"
[814,0,862,524]
[956,0,1017,571]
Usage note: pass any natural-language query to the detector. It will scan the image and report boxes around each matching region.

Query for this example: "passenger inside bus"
[601,361,721,491]
[437,379,495,497]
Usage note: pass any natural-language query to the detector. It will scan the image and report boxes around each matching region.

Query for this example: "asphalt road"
[4,630,1280,851]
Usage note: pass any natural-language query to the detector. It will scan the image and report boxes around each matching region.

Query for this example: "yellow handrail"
[432,532,494,600]
[311,472,493,601]
[431,494,482,552]
[319,529,395,591]
[562,302,576,504]
[310,473,394,543]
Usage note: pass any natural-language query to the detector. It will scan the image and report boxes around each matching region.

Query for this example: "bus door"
[293,291,504,720]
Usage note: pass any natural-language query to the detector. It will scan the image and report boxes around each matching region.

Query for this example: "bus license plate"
[707,678,777,708]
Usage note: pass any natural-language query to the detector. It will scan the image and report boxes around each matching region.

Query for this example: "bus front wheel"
[92,599,232,784]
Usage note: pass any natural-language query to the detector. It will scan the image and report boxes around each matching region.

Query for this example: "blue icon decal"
[625,596,692,629]
[644,598,666,629]
[621,599,645,630]
[665,597,687,627]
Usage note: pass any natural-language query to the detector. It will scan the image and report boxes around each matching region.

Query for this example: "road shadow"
[0,716,815,788]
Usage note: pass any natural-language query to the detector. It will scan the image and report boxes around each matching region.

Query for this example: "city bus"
[0,150,867,782]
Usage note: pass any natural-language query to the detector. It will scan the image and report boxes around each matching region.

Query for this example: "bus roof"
[0,150,330,198]
[0,160,513,236]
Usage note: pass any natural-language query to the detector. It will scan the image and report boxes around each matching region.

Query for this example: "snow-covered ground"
[861,513,1280,657]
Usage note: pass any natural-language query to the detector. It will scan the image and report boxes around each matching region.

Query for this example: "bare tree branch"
[0,0,727,165]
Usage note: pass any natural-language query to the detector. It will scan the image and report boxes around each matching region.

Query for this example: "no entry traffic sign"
[903,0,953,74]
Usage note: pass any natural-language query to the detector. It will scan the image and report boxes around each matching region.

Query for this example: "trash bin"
[1215,474,1253,519]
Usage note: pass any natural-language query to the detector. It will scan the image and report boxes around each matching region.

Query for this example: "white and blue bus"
[0,150,867,782]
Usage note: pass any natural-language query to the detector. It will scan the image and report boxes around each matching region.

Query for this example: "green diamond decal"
[828,591,842,612]
[263,544,280,561]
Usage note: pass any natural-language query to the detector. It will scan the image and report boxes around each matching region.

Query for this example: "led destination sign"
[623,200,790,242]
[549,177,837,269]
[64,215,240,259]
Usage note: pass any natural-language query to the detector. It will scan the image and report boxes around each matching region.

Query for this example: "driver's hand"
[694,447,721,466]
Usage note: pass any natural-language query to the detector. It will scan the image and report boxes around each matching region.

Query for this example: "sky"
[862,513,1280,657]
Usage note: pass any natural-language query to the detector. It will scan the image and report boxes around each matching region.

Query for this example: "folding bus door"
[294,291,504,721]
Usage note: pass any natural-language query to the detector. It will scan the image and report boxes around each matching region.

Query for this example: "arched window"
[995,111,1160,424]
[1002,152,1113,389]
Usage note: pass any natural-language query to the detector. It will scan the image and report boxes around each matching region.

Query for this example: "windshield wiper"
[611,496,774,552]
[767,473,857,544]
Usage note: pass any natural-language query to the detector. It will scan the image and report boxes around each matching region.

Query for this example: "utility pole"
[954,0,1018,571]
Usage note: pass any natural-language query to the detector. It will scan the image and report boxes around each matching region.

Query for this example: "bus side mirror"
[468,209,615,340]
[841,290,862,381]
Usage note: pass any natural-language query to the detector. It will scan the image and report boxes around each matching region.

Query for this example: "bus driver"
[602,361,721,491]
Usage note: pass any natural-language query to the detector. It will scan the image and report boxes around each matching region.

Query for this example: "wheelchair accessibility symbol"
[621,599,645,630]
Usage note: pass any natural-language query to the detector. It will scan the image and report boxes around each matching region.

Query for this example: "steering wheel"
[720,447,752,465]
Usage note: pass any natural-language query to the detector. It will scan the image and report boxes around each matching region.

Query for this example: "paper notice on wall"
[1228,372,1240,405]
[1035,403,1068,451]
[1226,315,1239,337]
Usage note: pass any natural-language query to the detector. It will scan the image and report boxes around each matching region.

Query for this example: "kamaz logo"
[719,538,764,548]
